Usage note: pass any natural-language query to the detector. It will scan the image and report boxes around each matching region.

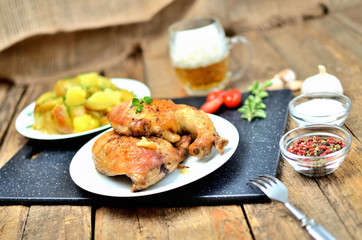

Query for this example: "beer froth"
[170,24,229,69]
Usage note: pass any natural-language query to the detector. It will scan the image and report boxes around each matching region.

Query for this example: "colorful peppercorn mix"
[288,136,346,157]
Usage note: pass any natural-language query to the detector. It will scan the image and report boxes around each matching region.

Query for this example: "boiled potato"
[65,85,86,107]
[54,78,74,97]
[98,75,118,89]
[85,89,121,111]
[77,72,99,87]
[36,91,55,104]
[34,111,58,134]
[69,105,86,119]
[34,95,64,113]
[33,112,45,131]
[51,104,73,134]
[73,114,100,133]
[120,89,136,101]
[87,110,108,125]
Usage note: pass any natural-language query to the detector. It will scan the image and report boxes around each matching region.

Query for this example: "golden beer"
[174,56,230,91]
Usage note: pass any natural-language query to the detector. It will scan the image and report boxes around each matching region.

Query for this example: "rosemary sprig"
[238,81,272,121]
[131,96,153,114]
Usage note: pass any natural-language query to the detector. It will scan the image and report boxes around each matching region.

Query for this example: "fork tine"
[253,176,275,188]
[248,179,266,190]
[261,175,283,185]
[248,179,270,194]
[258,175,277,184]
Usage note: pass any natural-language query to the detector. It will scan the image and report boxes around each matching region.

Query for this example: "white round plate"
[69,114,239,197]
[15,78,150,140]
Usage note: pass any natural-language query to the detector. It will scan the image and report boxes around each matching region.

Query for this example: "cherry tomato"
[200,97,224,113]
[223,89,242,108]
[206,90,226,102]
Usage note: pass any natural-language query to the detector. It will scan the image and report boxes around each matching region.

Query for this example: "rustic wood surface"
[0,1,361,239]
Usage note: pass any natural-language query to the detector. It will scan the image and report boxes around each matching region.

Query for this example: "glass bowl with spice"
[288,92,351,127]
[279,124,351,177]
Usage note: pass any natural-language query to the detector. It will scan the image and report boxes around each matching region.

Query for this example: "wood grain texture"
[22,206,91,240]
[0,83,23,145]
[0,83,52,168]
[0,206,28,240]
[95,206,252,240]
[0,1,361,240]
[94,207,140,239]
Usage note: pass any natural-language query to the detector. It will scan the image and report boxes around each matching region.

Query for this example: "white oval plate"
[15,78,150,140]
[69,114,239,197]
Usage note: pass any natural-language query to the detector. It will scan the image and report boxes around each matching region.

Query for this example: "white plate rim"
[69,114,239,197]
[15,78,151,140]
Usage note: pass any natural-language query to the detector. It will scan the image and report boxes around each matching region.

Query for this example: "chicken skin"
[108,99,228,158]
[92,130,192,191]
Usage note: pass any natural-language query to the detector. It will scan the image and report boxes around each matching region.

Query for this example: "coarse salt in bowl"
[279,124,351,177]
[289,92,351,127]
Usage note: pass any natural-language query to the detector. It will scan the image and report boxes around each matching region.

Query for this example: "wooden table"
[0,3,361,240]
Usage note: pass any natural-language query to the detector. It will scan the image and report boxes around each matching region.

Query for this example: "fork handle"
[284,202,336,240]
[306,224,337,240]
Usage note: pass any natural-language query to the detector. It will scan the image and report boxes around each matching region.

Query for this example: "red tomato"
[223,89,242,108]
[200,97,224,113]
[206,90,226,102]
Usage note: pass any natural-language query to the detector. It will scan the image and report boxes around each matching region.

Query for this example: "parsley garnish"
[238,81,272,121]
[131,96,153,114]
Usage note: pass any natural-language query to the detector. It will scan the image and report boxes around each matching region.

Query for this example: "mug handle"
[228,36,252,82]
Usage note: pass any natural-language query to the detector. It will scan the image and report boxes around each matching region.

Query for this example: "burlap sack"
[0,0,361,83]
[0,0,174,52]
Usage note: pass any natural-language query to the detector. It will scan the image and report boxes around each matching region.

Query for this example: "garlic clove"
[301,65,344,94]
[275,69,296,83]
[286,80,303,91]
[266,77,284,90]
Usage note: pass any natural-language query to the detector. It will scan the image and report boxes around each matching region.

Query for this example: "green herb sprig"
[237,81,272,121]
[131,96,153,114]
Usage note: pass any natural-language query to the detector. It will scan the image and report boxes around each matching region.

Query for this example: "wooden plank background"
[0,0,361,239]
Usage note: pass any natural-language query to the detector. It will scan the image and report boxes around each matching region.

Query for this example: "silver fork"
[249,175,336,240]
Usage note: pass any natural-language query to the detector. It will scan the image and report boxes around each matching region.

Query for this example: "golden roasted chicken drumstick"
[108,99,228,158]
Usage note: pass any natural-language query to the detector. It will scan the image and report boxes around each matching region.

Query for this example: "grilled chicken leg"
[92,130,192,191]
[108,99,228,158]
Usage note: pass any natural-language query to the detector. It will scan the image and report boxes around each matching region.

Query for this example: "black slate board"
[0,89,292,206]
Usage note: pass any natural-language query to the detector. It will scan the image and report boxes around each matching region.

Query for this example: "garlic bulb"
[301,65,343,94]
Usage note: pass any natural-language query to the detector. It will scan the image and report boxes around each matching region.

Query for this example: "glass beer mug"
[169,16,252,96]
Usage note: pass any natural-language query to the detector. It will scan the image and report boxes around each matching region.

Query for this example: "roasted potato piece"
[36,91,55,104]
[34,93,63,113]
[98,75,118,89]
[77,72,99,87]
[87,110,108,126]
[73,114,100,133]
[34,111,58,134]
[33,112,45,131]
[120,89,136,101]
[54,78,74,97]
[85,89,121,111]
[65,85,86,107]
[69,105,86,119]
[51,104,73,134]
